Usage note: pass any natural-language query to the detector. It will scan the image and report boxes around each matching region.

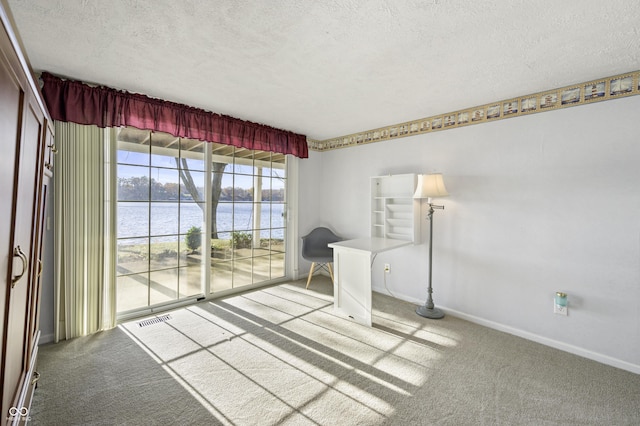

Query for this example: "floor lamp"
[413,173,449,319]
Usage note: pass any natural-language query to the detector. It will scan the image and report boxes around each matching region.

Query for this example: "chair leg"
[328,262,334,284]
[306,262,316,289]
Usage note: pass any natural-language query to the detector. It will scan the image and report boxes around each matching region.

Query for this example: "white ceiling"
[5,0,640,141]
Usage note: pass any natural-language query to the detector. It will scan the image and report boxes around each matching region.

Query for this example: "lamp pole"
[416,201,445,319]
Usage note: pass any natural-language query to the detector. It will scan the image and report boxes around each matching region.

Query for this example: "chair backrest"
[301,227,341,262]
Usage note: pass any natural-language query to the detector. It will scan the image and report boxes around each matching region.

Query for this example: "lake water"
[118,202,285,242]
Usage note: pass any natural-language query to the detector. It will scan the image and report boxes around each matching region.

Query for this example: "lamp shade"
[413,173,449,199]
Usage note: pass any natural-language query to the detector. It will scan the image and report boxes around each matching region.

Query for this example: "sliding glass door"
[115,128,205,313]
[210,147,287,292]
[115,127,287,315]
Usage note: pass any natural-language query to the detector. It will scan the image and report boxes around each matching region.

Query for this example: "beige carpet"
[29,277,640,425]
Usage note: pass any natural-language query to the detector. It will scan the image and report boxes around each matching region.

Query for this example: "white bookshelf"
[370,174,420,243]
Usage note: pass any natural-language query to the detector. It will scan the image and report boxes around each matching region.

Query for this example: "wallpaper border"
[307,70,640,152]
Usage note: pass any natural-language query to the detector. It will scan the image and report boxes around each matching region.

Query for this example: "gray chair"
[301,227,342,289]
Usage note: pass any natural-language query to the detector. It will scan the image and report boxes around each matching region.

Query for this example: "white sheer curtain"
[54,122,116,342]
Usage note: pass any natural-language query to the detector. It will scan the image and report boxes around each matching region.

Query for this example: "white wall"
[296,150,324,234]
[298,95,640,373]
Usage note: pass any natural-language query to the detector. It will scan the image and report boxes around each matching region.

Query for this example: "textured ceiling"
[5,0,640,141]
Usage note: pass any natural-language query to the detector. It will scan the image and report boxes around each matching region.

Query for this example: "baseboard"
[39,332,55,345]
[372,287,640,375]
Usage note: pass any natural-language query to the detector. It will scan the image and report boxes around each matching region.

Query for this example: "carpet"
[28,277,640,425]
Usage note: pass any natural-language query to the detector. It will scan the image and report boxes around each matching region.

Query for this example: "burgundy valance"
[40,72,308,158]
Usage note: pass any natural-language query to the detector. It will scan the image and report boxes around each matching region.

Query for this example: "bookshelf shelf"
[370,174,420,242]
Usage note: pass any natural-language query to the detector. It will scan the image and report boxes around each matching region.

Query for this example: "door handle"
[11,245,28,288]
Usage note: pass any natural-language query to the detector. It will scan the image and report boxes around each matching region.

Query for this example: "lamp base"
[416,305,444,319]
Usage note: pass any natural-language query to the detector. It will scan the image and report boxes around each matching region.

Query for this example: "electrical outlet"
[384,264,390,273]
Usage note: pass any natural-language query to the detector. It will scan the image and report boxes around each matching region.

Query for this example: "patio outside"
[117,237,285,313]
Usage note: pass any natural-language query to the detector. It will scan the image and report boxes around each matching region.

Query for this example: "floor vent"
[137,314,172,328]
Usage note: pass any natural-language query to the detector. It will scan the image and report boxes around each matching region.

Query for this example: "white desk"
[329,237,412,326]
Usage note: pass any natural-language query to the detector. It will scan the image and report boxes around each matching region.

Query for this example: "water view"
[117,202,285,242]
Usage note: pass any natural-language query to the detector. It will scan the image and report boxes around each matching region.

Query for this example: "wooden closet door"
[26,124,52,372]
[1,93,44,419]
[0,45,22,419]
